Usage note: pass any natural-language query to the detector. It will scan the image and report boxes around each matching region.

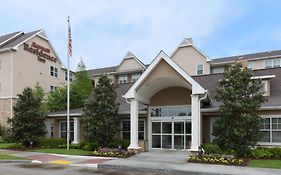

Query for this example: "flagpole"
[67,16,71,151]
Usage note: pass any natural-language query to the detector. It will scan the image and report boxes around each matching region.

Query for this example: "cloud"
[0,0,246,69]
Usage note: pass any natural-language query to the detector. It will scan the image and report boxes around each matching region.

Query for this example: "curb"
[98,164,220,175]
[0,160,32,163]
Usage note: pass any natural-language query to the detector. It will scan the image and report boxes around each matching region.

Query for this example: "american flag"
[68,16,72,57]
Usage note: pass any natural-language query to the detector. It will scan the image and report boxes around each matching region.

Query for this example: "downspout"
[198,90,208,146]
[9,48,14,119]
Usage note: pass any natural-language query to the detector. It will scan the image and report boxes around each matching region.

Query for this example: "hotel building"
[0,30,72,128]
[48,38,281,151]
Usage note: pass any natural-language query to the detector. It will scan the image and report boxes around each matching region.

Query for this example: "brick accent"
[0,98,16,128]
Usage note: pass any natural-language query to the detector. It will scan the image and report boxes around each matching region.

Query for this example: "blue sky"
[1,0,281,70]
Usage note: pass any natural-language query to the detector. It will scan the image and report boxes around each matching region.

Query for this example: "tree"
[33,83,48,113]
[46,60,93,111]
[8,87,46,146]
[81,75,119,147]
[213,62,266,156]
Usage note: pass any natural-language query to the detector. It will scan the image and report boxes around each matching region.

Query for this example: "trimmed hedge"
[37,138,66,148]
[202,142,223,154]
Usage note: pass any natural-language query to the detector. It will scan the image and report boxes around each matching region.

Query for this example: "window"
[50,66,58,77]
[118,75,128,84]
[260,117,281,143]
[273,59,281,68]
[264,60,273,69]
[260,80,270,96]
[65,71,73,81]
[150,106,191,117]
[49,86,57,92]
[131,73,141,82]
[196,64,203,75]
[60,120,74,140]
[121,120,145,140]
[211,67,225,74]
[247,62,254,70]
[51,123,54,138]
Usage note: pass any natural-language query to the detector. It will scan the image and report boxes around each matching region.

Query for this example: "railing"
[150,105,192,117]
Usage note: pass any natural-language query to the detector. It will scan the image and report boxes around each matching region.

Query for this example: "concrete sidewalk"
[99,150,281,175]
[0,149,116,167]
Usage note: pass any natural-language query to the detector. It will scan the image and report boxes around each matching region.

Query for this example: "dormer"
[252,75,275,96]
[171,38,211,76]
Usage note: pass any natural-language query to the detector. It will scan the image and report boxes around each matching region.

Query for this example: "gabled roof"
[88,66,117,76]
[212,49,281,65]
[171,38,211,62]
[0,31,23,47]
[116,51,146,70]
[124,50,206,101]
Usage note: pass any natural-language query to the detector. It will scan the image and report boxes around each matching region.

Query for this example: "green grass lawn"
[31,148,92,156]
[0,153,28,160]
[248,159,281,169]
[0,143,16,149]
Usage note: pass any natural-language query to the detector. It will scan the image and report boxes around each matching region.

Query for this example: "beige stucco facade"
[116,57,143,72]
[0,31,68,128]
[172,46,210,76]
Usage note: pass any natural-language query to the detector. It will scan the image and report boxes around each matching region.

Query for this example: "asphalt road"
[0,163,164,175]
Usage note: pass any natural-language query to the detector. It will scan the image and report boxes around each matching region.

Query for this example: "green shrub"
[78,140,88,149]
[37,138,66,148]
[7,143,24,150]
[108,139,130,149]
[245,147,273,158]
[268,147,281,158]
[57,144,79,149]
[202,142,222,154]
[82,142,99,151]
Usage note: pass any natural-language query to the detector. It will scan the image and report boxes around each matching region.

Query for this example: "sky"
[1,0,281,70]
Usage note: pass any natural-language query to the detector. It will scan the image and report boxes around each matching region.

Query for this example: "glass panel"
[162,135,172,149]
[70,121,74,131]
[174,135,184,149]
[265,118,270,129]
[60,122,66,131]
[156,108,161,117]
[138,121,144,131]
[152,122,161,133]
[260,131,270,142]
[174,122,184,134]
[139,132,144,140]
[61,132,67,138]
[151,108,156,117]
[272,131,281,143]
[122,121,130,131]
[161,107,168,117]
[162,122,172,133]
[178,107,187,116]
[168,107,178,116]
[272,123,278,129]
[152,135,161,148]
[273,59,280,68]
[265,60,272,68]
[186,122,191,134]
[185,135,191,149]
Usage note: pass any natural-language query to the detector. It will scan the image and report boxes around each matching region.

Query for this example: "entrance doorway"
[151,120,191,150]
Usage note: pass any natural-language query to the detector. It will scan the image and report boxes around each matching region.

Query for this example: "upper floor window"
[196,64,203,75]
[260,80,270,96]
[65,71,73,82]
[273,59,280,68]
[131,73,141,82]
[49,85,57,92]
[247,62,254,70]
[118,75,128,84]
[264,59,281,69]
[50,66,58,77]
[211,67,224,74]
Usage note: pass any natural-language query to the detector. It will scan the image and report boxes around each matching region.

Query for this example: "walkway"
[0,149,115,167]
[99,150,281,175]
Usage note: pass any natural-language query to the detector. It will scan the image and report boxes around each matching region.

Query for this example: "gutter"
[198,90,208,146]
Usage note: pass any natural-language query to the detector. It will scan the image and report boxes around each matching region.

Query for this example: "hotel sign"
[23,42,57,63]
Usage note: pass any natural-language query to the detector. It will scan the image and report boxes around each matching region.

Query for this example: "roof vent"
[186,37,193,44]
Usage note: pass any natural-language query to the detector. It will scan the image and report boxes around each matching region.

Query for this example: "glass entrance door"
[151,120,191,150]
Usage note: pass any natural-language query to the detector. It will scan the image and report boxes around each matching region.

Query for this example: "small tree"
[8,87,46,146]
[81,75,119,146]
[46,60,93,111]
[213,62,266,156]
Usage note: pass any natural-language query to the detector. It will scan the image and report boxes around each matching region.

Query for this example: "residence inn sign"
[23,42,57,63]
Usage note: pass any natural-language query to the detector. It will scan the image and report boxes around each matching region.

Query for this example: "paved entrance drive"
[128,150,188,164]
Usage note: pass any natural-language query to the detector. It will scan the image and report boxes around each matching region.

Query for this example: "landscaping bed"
[93,148,135,158]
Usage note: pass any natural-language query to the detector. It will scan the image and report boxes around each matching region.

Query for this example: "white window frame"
[264,60,273,69]
[261,80,270,96]
[118,75,128,84]
[259,115,281,146]
[196,64,204,75]
[120,119,146,140]
[273,59,281,68]
[59,120,74,140]
[211,67,225,74]
[50,66,58,78]
[247,62,254,70]
[65,71,73,81]
[131,73,141,82]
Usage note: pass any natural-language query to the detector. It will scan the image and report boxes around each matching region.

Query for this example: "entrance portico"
[124,51,207,152]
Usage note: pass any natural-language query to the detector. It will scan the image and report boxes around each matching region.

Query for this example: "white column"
[128,99,141,150]
[73,117,80,144]
[190,94,200,151]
